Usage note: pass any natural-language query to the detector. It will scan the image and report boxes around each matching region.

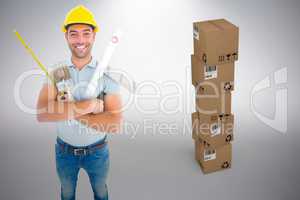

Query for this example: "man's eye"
[84,32,91,36]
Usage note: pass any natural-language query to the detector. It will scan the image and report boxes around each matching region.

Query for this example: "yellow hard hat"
[62,5,99,32]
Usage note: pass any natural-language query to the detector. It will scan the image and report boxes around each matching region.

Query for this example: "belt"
[57,136,107,156]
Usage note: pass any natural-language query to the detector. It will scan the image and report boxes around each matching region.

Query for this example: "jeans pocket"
[92,144,109,159]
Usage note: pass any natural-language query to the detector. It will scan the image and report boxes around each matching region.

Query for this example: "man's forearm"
[37,100,94,122]
[76,112,122,133]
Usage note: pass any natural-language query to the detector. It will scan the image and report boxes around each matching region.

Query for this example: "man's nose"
[77,34,85,44]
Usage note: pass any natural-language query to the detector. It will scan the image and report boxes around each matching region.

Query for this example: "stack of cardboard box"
[191,19,239,174]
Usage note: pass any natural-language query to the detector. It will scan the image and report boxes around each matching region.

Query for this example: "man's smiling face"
[65,24,96,59]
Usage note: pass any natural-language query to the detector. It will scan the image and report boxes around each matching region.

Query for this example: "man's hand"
[57,91,72,102]
[91,99,104,114]
[56,91,103,114]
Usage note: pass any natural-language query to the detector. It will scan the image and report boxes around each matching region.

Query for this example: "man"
[36,5,122,200]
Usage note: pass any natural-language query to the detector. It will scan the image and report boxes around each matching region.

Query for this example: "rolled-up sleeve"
[103,74,120,94]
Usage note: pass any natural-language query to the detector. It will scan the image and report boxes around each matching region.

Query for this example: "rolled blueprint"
[85,30,123,98]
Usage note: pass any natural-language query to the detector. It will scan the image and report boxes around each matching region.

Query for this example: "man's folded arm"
[36,84,95,122]
[76,94,123,133]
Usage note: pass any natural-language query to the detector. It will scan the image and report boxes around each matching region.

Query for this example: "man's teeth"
[76,46,85,49]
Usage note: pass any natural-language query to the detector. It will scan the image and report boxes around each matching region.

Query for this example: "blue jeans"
[55,137,109,200]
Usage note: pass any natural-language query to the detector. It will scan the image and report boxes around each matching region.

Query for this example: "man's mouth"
[75,45,87,51]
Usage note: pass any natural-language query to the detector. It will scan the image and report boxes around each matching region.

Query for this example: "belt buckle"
[74,148,87,156]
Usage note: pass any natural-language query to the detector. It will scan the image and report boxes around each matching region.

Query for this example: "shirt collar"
[67,57,97,69]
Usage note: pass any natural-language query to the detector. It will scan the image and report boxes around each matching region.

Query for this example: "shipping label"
[204,149,216,161]
[204,65,217,80]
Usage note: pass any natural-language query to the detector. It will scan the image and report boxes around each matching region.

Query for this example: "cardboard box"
[191,112,199,140]
[193,19,239,65]
[191,54,234,87]
[195,79,233,115]
[192,112,234,147]
[195,138,232,174]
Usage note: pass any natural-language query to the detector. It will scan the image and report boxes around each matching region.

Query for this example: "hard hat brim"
[62,23,99,32]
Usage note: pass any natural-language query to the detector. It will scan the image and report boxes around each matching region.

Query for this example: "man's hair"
[65,23,95,32]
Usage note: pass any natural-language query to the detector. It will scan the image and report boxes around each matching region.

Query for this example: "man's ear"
[64,32,68,41]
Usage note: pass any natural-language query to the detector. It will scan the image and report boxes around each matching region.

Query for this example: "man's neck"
[71,55,92,70]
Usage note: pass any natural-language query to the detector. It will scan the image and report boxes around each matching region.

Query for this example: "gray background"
[1,0,300,199]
